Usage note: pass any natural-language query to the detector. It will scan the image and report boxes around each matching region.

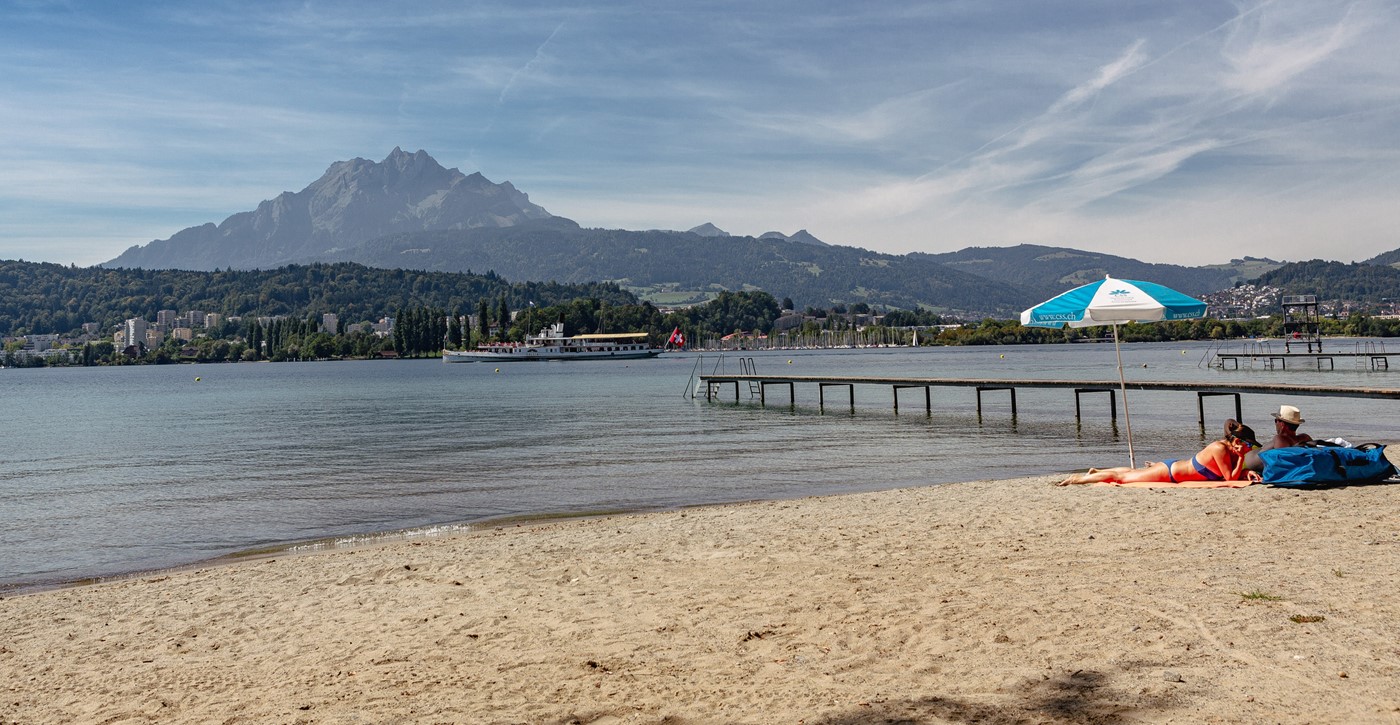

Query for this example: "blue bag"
[1260,442,1397,487]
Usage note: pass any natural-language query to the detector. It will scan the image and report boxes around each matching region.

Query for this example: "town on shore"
[8,292,1400,369]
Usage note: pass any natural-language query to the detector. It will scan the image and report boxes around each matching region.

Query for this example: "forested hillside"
[0,260,635,336]
[1364,247,1400,267]
[1254,260,1400,302]
[319,225,1032,316]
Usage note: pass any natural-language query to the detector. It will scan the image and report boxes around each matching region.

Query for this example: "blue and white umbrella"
[1021,276,1208,467]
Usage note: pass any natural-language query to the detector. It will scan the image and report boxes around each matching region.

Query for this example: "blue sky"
[3,0,1397,267]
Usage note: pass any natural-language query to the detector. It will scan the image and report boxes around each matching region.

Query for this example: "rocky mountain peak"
[104,149,555,270]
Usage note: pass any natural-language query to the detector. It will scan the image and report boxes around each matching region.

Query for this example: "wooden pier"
[698,374,1400,424]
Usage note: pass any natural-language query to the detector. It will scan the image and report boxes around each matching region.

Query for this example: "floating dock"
[697,374,1400,424]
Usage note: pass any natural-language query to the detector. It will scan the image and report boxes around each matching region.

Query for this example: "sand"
[3,474,1400,724]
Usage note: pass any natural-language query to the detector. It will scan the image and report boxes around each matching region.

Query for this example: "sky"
[3,0,1398,267]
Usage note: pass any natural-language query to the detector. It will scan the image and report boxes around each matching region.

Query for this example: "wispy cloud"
[2,0,1399,266]
[1048,40,1150,113]
[498,21,566,105]
[1219,1,1363,96]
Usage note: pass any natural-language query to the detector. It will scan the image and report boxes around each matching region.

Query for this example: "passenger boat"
[442,322,663,363]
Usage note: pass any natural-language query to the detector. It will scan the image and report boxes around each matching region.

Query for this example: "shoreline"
[4,474,1399,723]
[0,509,621,598]
[0,499,784,598]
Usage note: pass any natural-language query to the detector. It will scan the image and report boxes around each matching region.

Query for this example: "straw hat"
[1272,405,1305,425]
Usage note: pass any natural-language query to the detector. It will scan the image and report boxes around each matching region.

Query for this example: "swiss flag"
[667,327,685,347]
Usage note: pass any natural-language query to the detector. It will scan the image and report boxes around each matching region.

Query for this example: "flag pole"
[1113,323,1136,468]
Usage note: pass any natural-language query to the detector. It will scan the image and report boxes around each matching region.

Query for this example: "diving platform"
[697,374,1400,424]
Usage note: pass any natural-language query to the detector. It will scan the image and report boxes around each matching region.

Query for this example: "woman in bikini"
[1058,419,1263,486]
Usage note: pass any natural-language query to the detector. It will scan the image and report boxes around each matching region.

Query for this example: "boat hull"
[443,348,663,363]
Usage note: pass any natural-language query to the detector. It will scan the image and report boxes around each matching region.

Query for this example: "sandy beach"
[3,472,1400,724]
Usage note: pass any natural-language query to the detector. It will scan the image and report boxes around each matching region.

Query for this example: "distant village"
[3,310,393,366]
[1201,283,1397,321]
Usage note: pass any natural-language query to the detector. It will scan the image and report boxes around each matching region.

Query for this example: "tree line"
[7,252,1400,368]
[0,259,636,337]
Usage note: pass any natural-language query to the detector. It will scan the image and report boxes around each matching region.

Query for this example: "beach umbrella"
[1020,275,1207,467]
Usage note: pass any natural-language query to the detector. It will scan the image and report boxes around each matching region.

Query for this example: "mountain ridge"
[96,149,1399,315]
[916,244,1237,300]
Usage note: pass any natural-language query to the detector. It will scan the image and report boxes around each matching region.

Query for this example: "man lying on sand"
[1059,419,1263,487]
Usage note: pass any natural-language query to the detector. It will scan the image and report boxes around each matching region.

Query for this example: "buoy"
[788,360,793,364]
[999,354,1005,359]
[494,368,500,373]
[1142,363,1148,368]
[1181,350,1187,355]
[194,377,200,381]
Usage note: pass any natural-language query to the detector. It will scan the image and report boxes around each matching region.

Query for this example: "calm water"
[4,339,1398,592]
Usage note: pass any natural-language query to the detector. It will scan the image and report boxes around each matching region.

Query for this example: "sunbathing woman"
[1059,419,1263,486]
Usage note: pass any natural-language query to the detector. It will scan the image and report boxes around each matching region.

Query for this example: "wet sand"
[3,473,1399,724]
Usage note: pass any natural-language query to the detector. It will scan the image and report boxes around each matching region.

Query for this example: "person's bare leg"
[1058,467,1128,485]
[1058,462,1170,486]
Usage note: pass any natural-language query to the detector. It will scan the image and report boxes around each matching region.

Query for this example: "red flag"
[667,327,684,347]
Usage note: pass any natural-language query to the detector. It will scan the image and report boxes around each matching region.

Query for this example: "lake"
[3,339,1397,592]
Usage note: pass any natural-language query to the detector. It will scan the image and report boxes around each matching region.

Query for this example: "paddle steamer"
[442,322,663,363]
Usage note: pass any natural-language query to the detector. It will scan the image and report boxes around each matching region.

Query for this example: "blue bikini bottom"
[1160,457,1224,482]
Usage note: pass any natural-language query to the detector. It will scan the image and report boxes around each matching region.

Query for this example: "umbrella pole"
[1113,323,1136,467]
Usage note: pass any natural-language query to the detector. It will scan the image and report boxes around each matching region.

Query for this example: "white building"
[123,318,148,349]
[23,334,59,352]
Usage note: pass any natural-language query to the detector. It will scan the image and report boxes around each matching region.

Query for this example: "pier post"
[976,386,1017,418]
[1073,388,1117,423]
[1196,391,1242,426]
[892,384,932,415]
[818,382,855,413]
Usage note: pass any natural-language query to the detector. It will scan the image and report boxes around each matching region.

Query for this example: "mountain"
[104,148,555,270]
[100,149,1275,316]
[96,149,1029,313]
[318,225,1031,317]
[915,244,1237,299]
[687,223,728,237]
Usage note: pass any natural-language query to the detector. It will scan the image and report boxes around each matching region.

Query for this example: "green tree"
[447,309,463,349]
[497,295,511,340]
